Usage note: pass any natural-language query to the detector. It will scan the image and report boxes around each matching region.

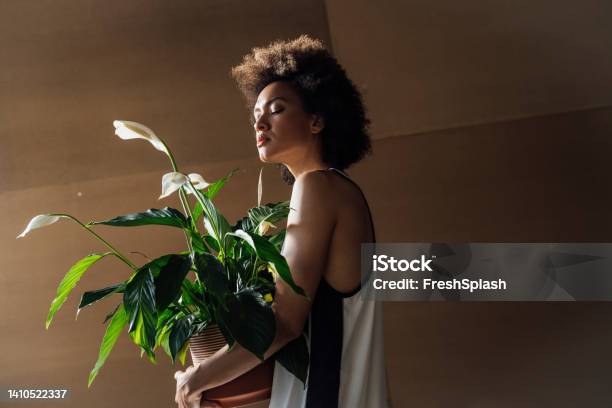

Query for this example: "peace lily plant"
[17,121,309,387]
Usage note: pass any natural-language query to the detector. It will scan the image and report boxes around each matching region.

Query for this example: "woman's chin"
[258,149,278,163]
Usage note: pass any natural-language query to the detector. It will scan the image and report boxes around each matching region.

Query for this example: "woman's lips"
[256,135,269,147]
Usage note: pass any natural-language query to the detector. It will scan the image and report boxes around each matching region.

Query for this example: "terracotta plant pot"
[189,325,274,408]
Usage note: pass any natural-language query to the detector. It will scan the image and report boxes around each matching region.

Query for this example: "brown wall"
[2,1,612,407]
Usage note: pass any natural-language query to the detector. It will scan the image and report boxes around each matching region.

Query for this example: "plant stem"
[179,189,195,224]
[158,139,196,252]
[51,213,137,270]
[177,191,195,254]
[185,179,223,254]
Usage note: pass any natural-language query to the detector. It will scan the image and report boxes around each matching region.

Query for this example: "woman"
[175,35,390,408]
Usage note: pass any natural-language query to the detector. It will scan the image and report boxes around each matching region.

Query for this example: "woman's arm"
[175,171,337,404]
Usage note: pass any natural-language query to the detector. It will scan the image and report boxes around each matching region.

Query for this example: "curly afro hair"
[230,35,372,185]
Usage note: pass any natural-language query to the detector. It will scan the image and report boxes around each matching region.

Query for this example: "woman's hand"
[174,366,221,408]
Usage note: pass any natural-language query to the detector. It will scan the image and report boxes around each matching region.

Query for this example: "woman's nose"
[254,117,269,132]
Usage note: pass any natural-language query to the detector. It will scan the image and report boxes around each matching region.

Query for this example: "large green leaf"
[46,252,112,329]
[232,201,289,234]
[153,254,192,311]
[157,310,185,357]
[169,314,196,363]
[190,187,231,246]
[268,230,286,251]
[123,269,157,357]
[156,308,176,334]
[140,254,173,277]
[159,325,173,358]
[208,168,239,200]
[228,230,306,298]
[215,317,235,350]
[181,280,209,313]
[204,235,220,253]
[225,257,251,292]
[103,303,121,324]
[274,333,309,385]
[192,168,239,223]
[248,201,290,234]
[90,207,188,229]
[177,339,191,365]
[188,229,207,254]
[77,282,125,315]
[216,289,275,360]
[194,253,229,299]
[88,304,129,387]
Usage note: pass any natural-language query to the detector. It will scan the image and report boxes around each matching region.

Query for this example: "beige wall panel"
[357,107,612,243]
[0,0,331,192]
[325,0,612,139]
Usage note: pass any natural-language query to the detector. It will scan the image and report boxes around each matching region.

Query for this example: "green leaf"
[181,280,209,313]
[225,257,250,291]
[194,253,229,299]
[232,201,289,234]
[217,289,275,360]
[159,325,173,358]
[208,168,240,200]
[155,309,176,340]
[216,317,235,349]
[248,201,290,234]
[103,303,121,324]
[228,230,306,298]
[88,304,129,387]
[190,187,231,245]
[46,253,112,329]
[169,314,196,363]
[188,230,208,254]
[153,254,192,312]
[204,235,220,253]
[90,207,188,229]
[192,169,239,223]
[124,269,157,356]
[139,255,173,278]
[274,333,309,385]
[177,340,191,365]
[268,230,286,251]
[157,310,185,357]
[78,283,125,316]
[192,203,203,225]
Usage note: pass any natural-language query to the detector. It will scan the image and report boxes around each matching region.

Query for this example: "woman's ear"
[310,114,325,134]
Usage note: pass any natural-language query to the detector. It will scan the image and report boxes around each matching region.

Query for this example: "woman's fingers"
[174,367,214,408]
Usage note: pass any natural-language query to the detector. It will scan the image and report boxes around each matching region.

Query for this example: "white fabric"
[269,294,391,407]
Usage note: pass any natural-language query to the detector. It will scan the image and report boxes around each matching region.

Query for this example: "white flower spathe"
[17,214,62,238]
[159,172,189,199]
[187,173,210,190]
[258,167,264,207]
[113,120,168,155]
[159,172,209,199]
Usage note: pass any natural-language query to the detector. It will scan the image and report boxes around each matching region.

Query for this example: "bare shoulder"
[293,170,337,196]
[289,170,339,223]
[291,169,366,220]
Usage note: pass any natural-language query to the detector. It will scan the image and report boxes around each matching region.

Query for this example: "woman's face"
[252,81,322,164]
